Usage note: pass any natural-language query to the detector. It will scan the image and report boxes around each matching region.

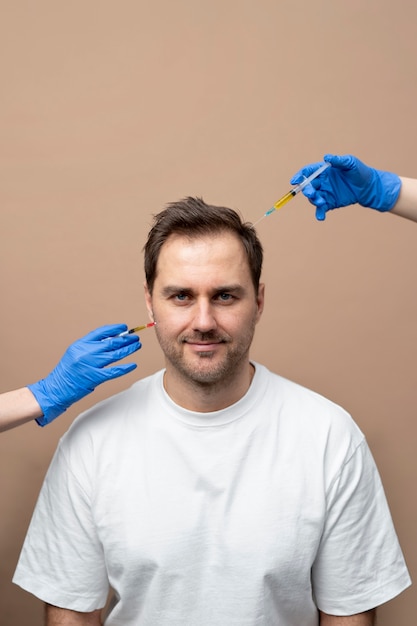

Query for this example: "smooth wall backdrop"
[1,2,416,624]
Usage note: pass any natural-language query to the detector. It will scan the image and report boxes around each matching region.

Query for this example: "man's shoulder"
[62,369,164,443]
[256,362,344,405]
[255,362,360,436]
[255,364,365,471]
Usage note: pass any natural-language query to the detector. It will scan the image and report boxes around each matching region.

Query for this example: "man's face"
[144,231,264,388]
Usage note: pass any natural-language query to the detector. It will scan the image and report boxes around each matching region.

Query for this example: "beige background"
[1,1,416,624]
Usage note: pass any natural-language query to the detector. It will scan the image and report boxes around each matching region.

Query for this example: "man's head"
[144,196,263,295]
[143,197,265,407]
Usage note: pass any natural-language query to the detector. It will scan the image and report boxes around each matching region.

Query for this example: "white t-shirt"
[13,364,411,625]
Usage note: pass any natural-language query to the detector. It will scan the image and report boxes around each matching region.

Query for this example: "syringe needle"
[254,162,331,226]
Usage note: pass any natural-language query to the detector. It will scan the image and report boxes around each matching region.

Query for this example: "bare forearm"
[0,387,43,432]
[390,176,417,222]
[319,609,376,625]
[45,604,103,625]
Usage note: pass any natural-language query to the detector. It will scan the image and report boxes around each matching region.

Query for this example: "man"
[13,197,411,625]
[291,153,417,223]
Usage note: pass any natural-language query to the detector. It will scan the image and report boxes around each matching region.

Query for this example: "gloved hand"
[28,324,141,426]
[290,154,402,221]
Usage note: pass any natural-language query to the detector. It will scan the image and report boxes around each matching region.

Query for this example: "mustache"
[181,332,230,343]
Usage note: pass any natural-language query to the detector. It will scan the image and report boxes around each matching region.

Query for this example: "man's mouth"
[182,337,227,351]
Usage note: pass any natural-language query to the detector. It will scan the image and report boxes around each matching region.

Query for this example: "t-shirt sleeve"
[13,443,109,612]
[312,439,411,615]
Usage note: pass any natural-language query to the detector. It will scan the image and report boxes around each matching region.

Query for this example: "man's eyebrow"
[160,284,246,297]
[214,285,245,294]
[161,286,190,297]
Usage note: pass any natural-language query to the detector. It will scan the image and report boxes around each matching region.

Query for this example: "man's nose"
[192,300,217,333]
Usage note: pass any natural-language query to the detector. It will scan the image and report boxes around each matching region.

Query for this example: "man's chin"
[178,357,229,385]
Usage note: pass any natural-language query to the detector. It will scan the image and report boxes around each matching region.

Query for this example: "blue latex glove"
[28,324,141,426]
[290,154,402,221]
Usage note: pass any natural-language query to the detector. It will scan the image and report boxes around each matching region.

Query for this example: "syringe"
[254,162,331,225]
[118,322,156,337]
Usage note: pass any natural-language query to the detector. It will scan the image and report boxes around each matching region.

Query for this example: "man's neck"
[163,362,255,413]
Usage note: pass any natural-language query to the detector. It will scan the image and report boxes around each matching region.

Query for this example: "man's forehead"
[154,231,252,284]
[159,230,244,256]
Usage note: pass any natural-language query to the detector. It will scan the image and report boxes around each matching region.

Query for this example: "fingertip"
[324,154,344,168]
[315,207,326,221]
[110,362,138,378]
[300,184,315,199]
[324,154,353,169]
[106,323,128,334]
[120,341,142,357]
[120,333,141,345]
[127,339,142,353]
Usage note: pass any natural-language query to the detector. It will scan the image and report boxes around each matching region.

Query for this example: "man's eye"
[175,293,189,301]
[218,293,233,302]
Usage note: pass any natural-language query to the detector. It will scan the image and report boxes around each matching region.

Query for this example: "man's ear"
[255,283,265,323]
[144,282,154,322]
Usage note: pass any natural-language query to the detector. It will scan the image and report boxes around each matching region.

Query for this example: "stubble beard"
[158,327,256,390]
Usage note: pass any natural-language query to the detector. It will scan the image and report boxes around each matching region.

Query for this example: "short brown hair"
[144,196,263,294]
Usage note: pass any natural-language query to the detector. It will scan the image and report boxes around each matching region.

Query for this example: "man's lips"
[188,342,221,350]
[183,338,226,351]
